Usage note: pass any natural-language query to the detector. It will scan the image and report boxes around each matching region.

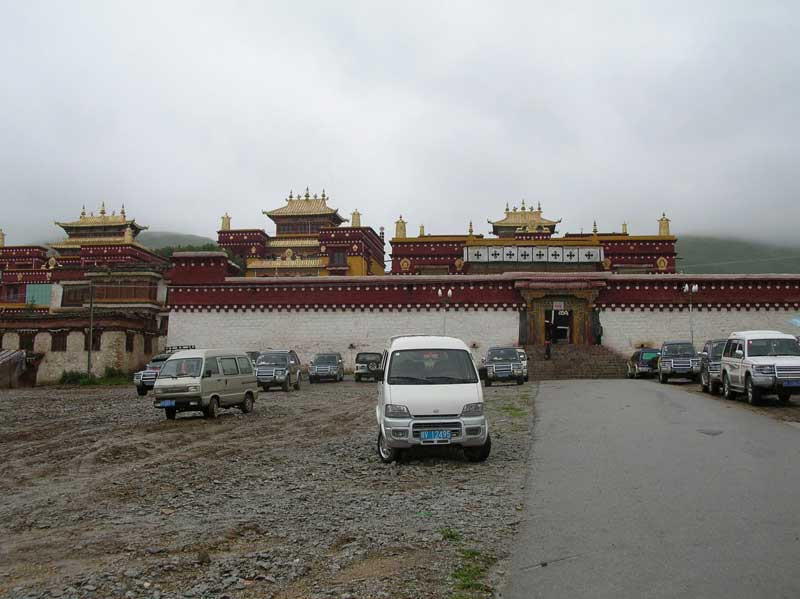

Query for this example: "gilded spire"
[468,220,474,235]
[537,201,542,212]
[505,202,510,213]
[419,224,425,237]
[350,209,361,228]
[80,205,86,218]
[622,221,628,234]
[120,204,126,218]
[592,220,598,234]
[658,213,671,236]
[99,202,106,216]
[321,189,326,199]
[288,190,293,200]
[304,187,310,199]
[395,215,407,239]
[521,199,526,211]
[221,212,232,231]
[0,228,5,248]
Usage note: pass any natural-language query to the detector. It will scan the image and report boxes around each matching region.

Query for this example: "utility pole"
[87,281,94,375]
[683,283,699,346]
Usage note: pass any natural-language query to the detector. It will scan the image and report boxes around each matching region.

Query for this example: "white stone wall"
[167,309,521,368]
[600,308,800,354]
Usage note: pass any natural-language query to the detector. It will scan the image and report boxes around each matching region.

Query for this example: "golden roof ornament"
[658,213,671,236]
[120,204,126,218]
[288,190,293,199]
[622,222,628,234]
[521,199,526,211]
[350,209,362,228]
[304,187,310,199]
[321,189,326,199]
[468,220,474,235]
[394,215,407,239]
[419,224,425,237]
[221,212,232,231]
[80,205,86,218]
[0,228,5,248]
[99,202,106,216]
[505,202,510,213]
[592,220,598,234]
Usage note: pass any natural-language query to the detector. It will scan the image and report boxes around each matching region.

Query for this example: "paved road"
[503,379,800,599]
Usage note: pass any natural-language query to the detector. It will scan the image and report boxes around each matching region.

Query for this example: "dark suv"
[354,352,382,382]
[256,350,302,392]
[699,339,726,395]
[309,352,345,383]
[658,341,700,383]
[626,348,660,379]
[483,346,525,386]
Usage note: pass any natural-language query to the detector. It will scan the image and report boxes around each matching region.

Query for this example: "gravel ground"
[0,379,535,599]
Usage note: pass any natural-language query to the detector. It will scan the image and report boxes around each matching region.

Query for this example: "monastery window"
[84,331,102,352]
[330,250,347,266]
[20,332,35,353]
[125,332,135,353]
[62,285,90,307]
[4,284,21,303]
[51,331,68,352]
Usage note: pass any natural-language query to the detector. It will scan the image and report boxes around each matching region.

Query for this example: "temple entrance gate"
[517,281,604,346]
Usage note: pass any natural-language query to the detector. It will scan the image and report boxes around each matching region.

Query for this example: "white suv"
[720,330,800,405]
[375,335,491,463]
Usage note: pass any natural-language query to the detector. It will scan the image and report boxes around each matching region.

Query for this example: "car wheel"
[206,397,220,419]
[778,392,791,404]
[723,374,736,400]
[282,377,290,392]
[700,370,709,393]
[485,379,492,387]
[745,376,761,405]
[165,408,176,420]
[294,374,301,390]
[261,385,269,392]
[525,374,529,382]
[516,377,524,385]
[377,430,402,464]
[137,385,147,397]
[240,393,254,414]
[464,434,492,463]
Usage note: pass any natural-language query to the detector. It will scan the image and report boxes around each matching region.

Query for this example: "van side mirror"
[734,349,744,359]
[204,370,213,378]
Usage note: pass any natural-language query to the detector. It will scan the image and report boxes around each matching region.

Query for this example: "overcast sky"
[2,1,799,245]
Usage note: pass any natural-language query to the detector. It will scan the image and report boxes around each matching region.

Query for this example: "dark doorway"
[545,309,572,344]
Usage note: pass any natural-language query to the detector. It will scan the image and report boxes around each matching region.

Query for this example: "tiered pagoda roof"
[263,188,346,225]
[52,203,147,248]
[488,200,561,236]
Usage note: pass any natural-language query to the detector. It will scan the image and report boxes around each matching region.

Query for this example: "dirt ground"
[0,380,535,599]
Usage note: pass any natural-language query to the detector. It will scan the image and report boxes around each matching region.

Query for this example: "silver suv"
[256,350,302,392]
[720,330,800,405]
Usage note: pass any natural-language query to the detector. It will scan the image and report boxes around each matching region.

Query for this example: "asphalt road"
[502,379,800,599]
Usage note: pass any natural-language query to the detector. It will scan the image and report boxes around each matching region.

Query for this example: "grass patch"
[438,527,462,542]
[450,549,497,597]
[59,367,131,387]
[498,405,526,418]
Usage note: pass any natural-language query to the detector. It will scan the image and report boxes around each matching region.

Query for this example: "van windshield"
[748,338,800,357]
[159,358,202,378]
[257,353,288,366]
[387,349,478,385]
[315,355,338,365]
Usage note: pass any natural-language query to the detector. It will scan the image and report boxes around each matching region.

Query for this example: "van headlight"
[186,385,200,393]
[385,404,410,418]
[461,403,484,417]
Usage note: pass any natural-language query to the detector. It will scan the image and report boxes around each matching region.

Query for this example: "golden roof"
[55,203,146,231]
[49,237,146,249]
[264,189,346,221]
[247,257,325,269]
[489,201,560,229]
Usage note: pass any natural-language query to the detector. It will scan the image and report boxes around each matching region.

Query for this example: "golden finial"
[120,204,126,218]
[304,187,310,199]
[288,190,293,200]
[468,221,474,235]
[395,215,407,239]
[0,228,5,248]
[592,220,598,234]
[505,202,510,212]
[80,205,86,218]
[221,212,232,231]
[313,193,318,199]
[351,209,361,228]
[99,202,106,216]
[321,189,326,199]
[537,201,542,212]
[419,224,425,237]
[658,213,671,236]
[521,199,526,211]
[622,222,628,234]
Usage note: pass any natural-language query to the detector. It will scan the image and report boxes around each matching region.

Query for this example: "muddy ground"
[0,380,535,599]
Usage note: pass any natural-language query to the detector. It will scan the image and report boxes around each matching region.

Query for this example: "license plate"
[783,381,800,387]
[160,400,175,407]
[420,430,451,441]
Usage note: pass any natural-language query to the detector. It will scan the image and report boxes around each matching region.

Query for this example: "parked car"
[482,346,525,386]
[699,339,727,395]
[516,348,530,382]
[720,330,800,404]
[309,352,345,383]
[152,349,257,420]
[246,351,261,367]
[134,352,170,396]
[626,347,660,378]
[354,351,382,382]
[375,335,491,463]
[255,350,302,392]
[657,341,700,383]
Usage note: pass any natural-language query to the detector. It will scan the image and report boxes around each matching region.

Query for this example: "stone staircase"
[525,344,628,381]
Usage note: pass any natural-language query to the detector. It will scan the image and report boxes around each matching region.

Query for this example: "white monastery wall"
[600,309,800,354]
[168,309,520,368]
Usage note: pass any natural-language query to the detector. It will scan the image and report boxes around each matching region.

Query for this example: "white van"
[152,349,258,420]
[375,335,491,463]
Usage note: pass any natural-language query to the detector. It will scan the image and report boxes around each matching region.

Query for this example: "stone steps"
[525,344,628,381]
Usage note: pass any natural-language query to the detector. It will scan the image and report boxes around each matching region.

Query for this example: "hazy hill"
[137,231,216,250]
[677,236,800,274]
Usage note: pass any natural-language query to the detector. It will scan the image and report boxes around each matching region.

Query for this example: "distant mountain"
[137,231,216,250]
[677,236,800,274]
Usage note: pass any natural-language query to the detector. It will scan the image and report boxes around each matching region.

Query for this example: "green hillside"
[137,231,216,250]
[677,236,800,274]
